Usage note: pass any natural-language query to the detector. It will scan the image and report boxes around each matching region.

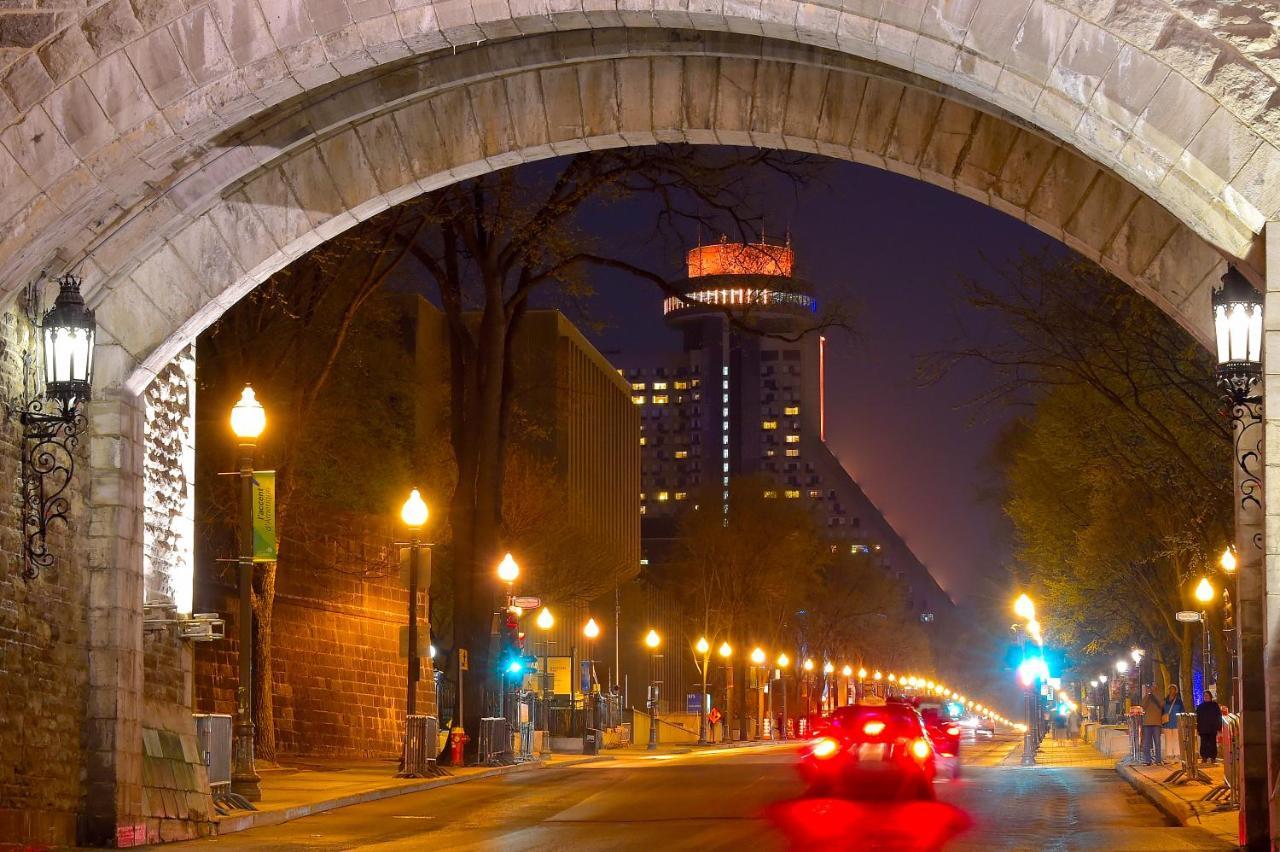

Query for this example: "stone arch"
[2,0,1277,325]
[70,28,1231,394]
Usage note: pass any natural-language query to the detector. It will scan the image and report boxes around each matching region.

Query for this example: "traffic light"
[496,612,535,678]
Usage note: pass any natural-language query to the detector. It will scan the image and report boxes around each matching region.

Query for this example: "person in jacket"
[1196,690,1224,763]
[1162,684,1185,762]
[1140,684,1164,765]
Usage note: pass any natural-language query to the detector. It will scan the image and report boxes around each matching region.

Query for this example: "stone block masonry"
[195,522,435,760]
[0,306,89,846]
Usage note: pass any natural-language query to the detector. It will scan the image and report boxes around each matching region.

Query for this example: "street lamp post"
[583,617,600,734]
[645,630,661,750]
[752,648,766,739]
[777,653,791,741]
[695,636,711,745]
[824,662,835,713]
[719,642,733,741]
[841,666,853,707]
[536,607,554,749]
[802,658,815,730]
[229,386,265,801]
[397,489,430,777]
[1193,578,1216,702]
[493,553,520,722]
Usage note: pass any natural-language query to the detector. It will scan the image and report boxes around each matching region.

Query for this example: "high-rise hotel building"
[621,240,951,622]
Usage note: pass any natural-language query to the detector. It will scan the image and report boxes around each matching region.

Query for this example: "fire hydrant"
[450,726,469,766]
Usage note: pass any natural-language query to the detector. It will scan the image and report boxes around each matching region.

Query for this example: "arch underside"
[74,28,1232,393]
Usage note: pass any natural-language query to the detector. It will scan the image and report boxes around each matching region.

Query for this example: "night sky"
[538,156,1068,607]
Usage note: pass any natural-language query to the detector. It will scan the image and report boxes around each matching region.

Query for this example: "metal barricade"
[1125,713,1143,764]
[397,715,447,778]
[1164,713,1211,785]
[479,716,513,766]
[1204,713,1241,809]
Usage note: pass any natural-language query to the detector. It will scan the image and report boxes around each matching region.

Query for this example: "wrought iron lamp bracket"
[4,287,89,581]
[1219,366,1264,551]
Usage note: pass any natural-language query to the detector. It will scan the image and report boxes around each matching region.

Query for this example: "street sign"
[458,648,469,671]
[512,596,541,609]
[399,547,432,587]
[1176,611,1203,623]
[397,626,429,658]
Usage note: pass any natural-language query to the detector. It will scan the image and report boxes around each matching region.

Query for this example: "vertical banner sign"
[252,471,277,562]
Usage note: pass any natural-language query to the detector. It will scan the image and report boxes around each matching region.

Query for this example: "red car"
[799,704,937,800]
[916,701,962,779]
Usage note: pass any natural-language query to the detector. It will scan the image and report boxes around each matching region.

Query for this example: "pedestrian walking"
[1196,690,1224,763]
[1140,684,1164,765]
[1162,684,1184,762]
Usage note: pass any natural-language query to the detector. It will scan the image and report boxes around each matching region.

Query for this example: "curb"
[1115,762,1199,825]
[216,755,609,836]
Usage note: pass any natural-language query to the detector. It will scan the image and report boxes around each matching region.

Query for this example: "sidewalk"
[1003,735,1117,768]
[217,753,603,836]
[1116,760,1237,847]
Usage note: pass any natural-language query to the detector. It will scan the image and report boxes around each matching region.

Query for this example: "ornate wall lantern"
[7,272,96,579]
[1212,266,1263,403]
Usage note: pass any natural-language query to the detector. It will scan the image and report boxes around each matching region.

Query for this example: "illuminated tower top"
[663,238,814,321]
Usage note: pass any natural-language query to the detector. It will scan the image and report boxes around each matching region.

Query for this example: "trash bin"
[583,728,600,755]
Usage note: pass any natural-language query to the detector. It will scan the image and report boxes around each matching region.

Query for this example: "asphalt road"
[157,735,1230,851]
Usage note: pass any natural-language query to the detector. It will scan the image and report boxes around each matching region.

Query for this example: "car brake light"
[911,739,931,760]
[863,721,886,736]
[812,738,840,759]
[946,726,960,736]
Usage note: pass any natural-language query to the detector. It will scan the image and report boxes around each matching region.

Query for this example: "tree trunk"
[252,562,277,762]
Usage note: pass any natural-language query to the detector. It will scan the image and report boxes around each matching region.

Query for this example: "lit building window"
[785,449,800,457]
[632,395,645,404]
[722,449,729,458]
[640,558,649,566]
[722,407,729,417]
[785,434,800,444]
[674,450,688,459]
[809,489,822,498]
[674,492,687,500]
[765,449,776,457]
[762,420,777,430]
[632,382,646,391]
[652,381,668,390]
[785,405,799,415]
[640,506,646,515]
[640,493,646,501]
[785,490,800,499]
[763,490,778,499]
[652,395,669,404]
[640,437,647,446]
[692,379,701,387]
[674,381,688,390]
[657,491,670,502]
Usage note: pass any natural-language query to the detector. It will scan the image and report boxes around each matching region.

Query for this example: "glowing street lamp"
[776,653,791,741]
[1115,659,1129,675]
[534,608,554,745]
[1195,577,1216,603]
[645,629,662,750]
[1014,593,1035,621]
[396,488,433,777]
[1221,546,1238,574]
[752,648,767,739]
[497,552,520,585]
[694,636,711,744]
[229,385,267,800]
